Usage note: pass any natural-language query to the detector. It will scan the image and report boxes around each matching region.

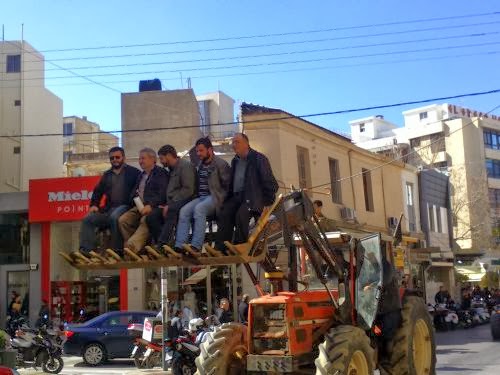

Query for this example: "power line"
[38,10,500,53]
[30,31,498,73]
[5,49,500,89]
[23,19,500,63]
[10,40,500,82]
[1,88,500,138]
[309,102,500,190]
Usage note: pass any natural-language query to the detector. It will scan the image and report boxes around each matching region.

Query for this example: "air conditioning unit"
[341,207,356,221]
[388,216,399,228]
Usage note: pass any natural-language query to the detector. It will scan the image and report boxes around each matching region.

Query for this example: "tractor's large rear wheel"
[195,323,247,375]
[315,325,374,375]
[380,296,436,375]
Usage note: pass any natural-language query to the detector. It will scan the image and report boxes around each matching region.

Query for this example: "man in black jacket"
[118,148,169,254]
[215,133,278,251]
[79,147,141,256]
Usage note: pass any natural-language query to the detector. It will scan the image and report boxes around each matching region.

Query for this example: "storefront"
[28,176,242,325]
[0,192,31,327]
[28,176,128,327]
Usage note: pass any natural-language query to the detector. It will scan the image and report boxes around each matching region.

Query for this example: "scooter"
[471,297,490,324]
[9,326,64,374]
[171,317,220,375]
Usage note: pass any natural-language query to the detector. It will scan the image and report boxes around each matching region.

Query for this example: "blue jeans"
[79,205,129,250]
[175,196,215,249]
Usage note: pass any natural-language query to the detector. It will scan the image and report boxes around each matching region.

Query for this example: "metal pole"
[161,267,169,371]
[206,266,212,316]
[231,264,238,322]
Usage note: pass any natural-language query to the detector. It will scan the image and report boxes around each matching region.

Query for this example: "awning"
[430,261,454,267]
[182,268,215,285]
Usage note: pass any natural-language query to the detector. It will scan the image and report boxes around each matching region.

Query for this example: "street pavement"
[16,323,500,374]
[435,323,500,374]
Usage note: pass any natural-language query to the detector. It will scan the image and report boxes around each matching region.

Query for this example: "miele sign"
[29,176,100,222]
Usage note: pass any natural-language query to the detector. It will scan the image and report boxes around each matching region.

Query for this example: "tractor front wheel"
[315,325,374,375]
[380,296,436,375]
[195,323,247,375]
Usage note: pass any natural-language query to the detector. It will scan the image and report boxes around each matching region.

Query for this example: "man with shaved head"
[215,133,278,252]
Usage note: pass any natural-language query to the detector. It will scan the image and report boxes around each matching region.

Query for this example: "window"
[359,123,365,132]
[14,100,21,106]
[485,159,500,178]
[102,314,134,327]
[419,112,428,120]
[428,204,435,232]
[63,122,73,136]
[483,128,500,150]
[406,183,414,206]
[13,146,20,154]
[296,146,312,192]
[6,55,21,73]
[410,137,421,148]
[328,158,342,204]
[436,206,442,233]
[362,168,374,212]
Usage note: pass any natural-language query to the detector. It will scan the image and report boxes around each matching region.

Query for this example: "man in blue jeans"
[79,147,141,256]
[175,137,231,252]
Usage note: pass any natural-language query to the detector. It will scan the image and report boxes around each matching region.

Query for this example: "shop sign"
[29,176,100,222]
[410,251,431,263]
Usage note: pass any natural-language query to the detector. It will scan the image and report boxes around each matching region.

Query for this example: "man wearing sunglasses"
[79,146,141,257]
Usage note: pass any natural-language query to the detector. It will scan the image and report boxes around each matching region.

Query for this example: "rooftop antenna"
[179,72,184,88]
[187,77,192,89]
[2,24,4,41]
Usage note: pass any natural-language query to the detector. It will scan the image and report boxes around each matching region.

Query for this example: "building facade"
[63,116,118,164]
[0,41,63,192]
[196,91,236,139]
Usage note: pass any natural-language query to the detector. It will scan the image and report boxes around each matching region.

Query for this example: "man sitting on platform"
[118,148,169,255]
[174,137,231,253]
[79,146,141,257]
[146,145,196,251]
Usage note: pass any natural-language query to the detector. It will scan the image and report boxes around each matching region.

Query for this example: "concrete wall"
[122,89,202,159]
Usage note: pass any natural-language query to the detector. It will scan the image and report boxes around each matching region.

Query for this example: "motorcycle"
[171,317,220,375]
[9,326,64,374]
[471,297,490,324]
[432,303,458,331]
[5,315,29,337]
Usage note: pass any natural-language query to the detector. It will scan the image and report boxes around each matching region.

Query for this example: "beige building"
[121,88,202,165]
[63,116,118,162]
[237,103,424,298]
[0,41,63,192]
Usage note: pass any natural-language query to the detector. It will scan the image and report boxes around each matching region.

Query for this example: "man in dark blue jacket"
[118,148,169,254]
[79,147,140,256]
[215,133,278,251]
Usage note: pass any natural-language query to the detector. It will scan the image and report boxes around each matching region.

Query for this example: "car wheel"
[83,343,107,366]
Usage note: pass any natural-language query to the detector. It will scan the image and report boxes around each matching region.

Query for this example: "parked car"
[63,311,155,366]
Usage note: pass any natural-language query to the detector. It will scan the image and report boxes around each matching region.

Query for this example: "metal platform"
[59,195,283,270]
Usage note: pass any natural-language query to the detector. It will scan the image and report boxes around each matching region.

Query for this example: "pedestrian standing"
[238,294,250,324]
[216,298,233,324]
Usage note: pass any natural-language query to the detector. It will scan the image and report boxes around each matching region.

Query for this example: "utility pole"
[161,267,169,371]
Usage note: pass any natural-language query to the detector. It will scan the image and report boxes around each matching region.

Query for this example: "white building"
[0,41,63,192]
[196,91,236,139]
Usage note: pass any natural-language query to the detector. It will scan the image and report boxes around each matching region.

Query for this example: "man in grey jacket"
[175,137,231,252]
[146,145,196,250]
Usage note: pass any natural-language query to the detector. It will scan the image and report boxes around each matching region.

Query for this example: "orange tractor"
[61,190,435,375]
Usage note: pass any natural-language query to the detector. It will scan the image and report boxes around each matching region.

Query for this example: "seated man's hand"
[262,206,271,216]
[162,205,169,217]
[141,205,152,216]
[89,206,99,213]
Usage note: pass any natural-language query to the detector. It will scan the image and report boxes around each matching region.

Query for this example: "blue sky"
[3,1,500,137]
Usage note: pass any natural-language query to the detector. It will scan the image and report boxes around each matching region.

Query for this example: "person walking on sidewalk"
[174,137,231,252]
[215,133,278,252]
[146,145,196,250]
[79,146,141,256]
[118,148,169,254]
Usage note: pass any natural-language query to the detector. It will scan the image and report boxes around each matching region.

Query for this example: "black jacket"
[90,164,141,212]
[130,165,169,208]
[228,148,279,211]
[238,301,249,324]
